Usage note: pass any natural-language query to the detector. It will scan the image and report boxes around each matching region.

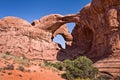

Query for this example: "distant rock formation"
[0,0,120,76]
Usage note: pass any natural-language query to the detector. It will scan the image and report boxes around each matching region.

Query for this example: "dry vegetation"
[0,52,64,80]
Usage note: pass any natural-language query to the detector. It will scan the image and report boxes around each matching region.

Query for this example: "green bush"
[5,51,11,55]
[52,62,63,70]
[44,60,53,67]
[61,56,98,80]
[97,75,111,80]
[49,56,98,80]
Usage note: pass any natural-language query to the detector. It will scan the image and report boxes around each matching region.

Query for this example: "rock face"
[0,0,120,76]
[0,15,72,61]
[58,0,120,76]
[32,14,73,46]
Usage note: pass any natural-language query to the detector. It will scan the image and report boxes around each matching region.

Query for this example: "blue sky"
[0,0,91,48]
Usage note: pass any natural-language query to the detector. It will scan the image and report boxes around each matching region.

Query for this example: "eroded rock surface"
[0,0,120,76]
[72,0,120,62]
[57,0,120,76]
[0,15,72,61]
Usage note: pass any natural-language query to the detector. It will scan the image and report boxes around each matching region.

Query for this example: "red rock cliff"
[58,0,120,76]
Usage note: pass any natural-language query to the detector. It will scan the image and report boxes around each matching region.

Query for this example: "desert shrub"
[1,70,6,73]
[46,56,98,80]
[61,56,98,80]
[17,65,25,72]
[8,72,12,75]
[18,74,22,77]
[21,54,26,59]
[44,60,64,70]
[3,64,14,70]
[44,60,53,67]
[52,62,63,70]
[5,51,11,55]
[13,56,30,67]
[96,75,111,80]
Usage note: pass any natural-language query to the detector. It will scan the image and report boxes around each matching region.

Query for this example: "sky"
[0,0,91,48]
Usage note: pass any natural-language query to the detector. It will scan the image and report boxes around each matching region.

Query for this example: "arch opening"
[66,23,75,33]
[53,23,75,48]
[53,34,66,48]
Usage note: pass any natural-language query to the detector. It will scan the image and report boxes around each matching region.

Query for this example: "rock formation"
[0,15,72,61]
[51,0,120,76]
[57,0,120,76]
[32,14,73,46]
[0,0,120,76]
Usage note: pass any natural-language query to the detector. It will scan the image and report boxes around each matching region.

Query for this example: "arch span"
[32,14,94,49]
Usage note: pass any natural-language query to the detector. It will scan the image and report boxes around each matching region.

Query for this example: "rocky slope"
[0,0,120,76]
[0,53,64,80]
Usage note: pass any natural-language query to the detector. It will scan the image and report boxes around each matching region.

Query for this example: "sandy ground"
[0,53,65,80]
[0,68,64,80]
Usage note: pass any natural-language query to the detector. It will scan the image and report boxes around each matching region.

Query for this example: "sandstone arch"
[0,0,120,76]
[52,24,73,47]
[32,14,74,47]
